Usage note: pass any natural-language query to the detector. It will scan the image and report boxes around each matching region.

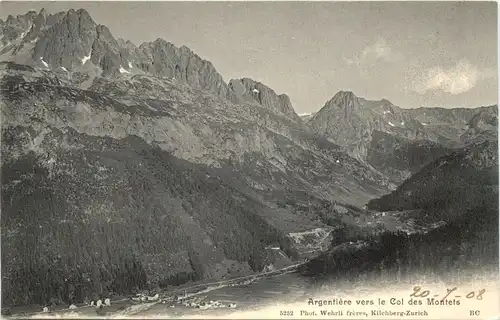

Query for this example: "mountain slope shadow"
[303,141,499,281]
[1,126,299,307]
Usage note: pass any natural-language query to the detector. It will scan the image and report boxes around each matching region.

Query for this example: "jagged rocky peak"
[323,91,397,113]
[0,10,39,43]
[331,90,357,102]
[315,90,362,119]
[308,90,425,160]
[310,91,359,122]
[26,8,47,35]
[96,24,118,44]
[135,38,230,98]
[0,7,232,97]
[30,8,99,69]
[228,77,300,121]
[312,91,403,123]
[329,90,360,106]
[117,38,136,50]
[90,39,124,76]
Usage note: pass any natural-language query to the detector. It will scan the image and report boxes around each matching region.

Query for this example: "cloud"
[413,60,491,95]
[361,38,402,63]
[344,38,404,68]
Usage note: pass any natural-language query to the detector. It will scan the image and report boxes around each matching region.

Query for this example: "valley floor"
[10,266,499,319]
[6,262,307,318]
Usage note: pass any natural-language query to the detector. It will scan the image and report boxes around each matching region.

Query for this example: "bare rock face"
[460,106,498,143]
[306,90,498,186]
[229,78,301,122]
[0,10,39,45]
[1,8,230,98]
[308,90,498,160]
[4,6,496,311]
[136,39,230,98]
[32,9,98,69]
[0,54,395,307]
[308,91,421,159]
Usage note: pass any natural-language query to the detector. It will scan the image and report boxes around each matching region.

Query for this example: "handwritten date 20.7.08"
[410,286,485,301]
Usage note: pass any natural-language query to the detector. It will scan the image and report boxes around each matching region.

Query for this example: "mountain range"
[1,8,497,309]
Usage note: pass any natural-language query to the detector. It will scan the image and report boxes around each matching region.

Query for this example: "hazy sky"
[1,1,498,113]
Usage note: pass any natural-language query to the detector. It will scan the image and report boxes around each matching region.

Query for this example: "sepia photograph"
[0,1,498,318]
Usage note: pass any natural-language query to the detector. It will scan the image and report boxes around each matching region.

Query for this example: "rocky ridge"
[1,6,497,310]
[0,8,393,308]
[307,90,497,159]
[229,78,301,122]
[307,90,497,184]
[1,9,230,98]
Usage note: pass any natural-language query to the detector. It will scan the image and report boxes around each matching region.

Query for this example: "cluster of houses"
[131,293,160,302]
[40,292,238,314]
[41,297,113,313]
[128,291,238,310]
[90,298,112,307]
[180,299,237,310]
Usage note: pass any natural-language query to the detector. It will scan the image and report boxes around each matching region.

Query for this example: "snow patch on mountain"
[119,66,130,74]
[81,53,91,65]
